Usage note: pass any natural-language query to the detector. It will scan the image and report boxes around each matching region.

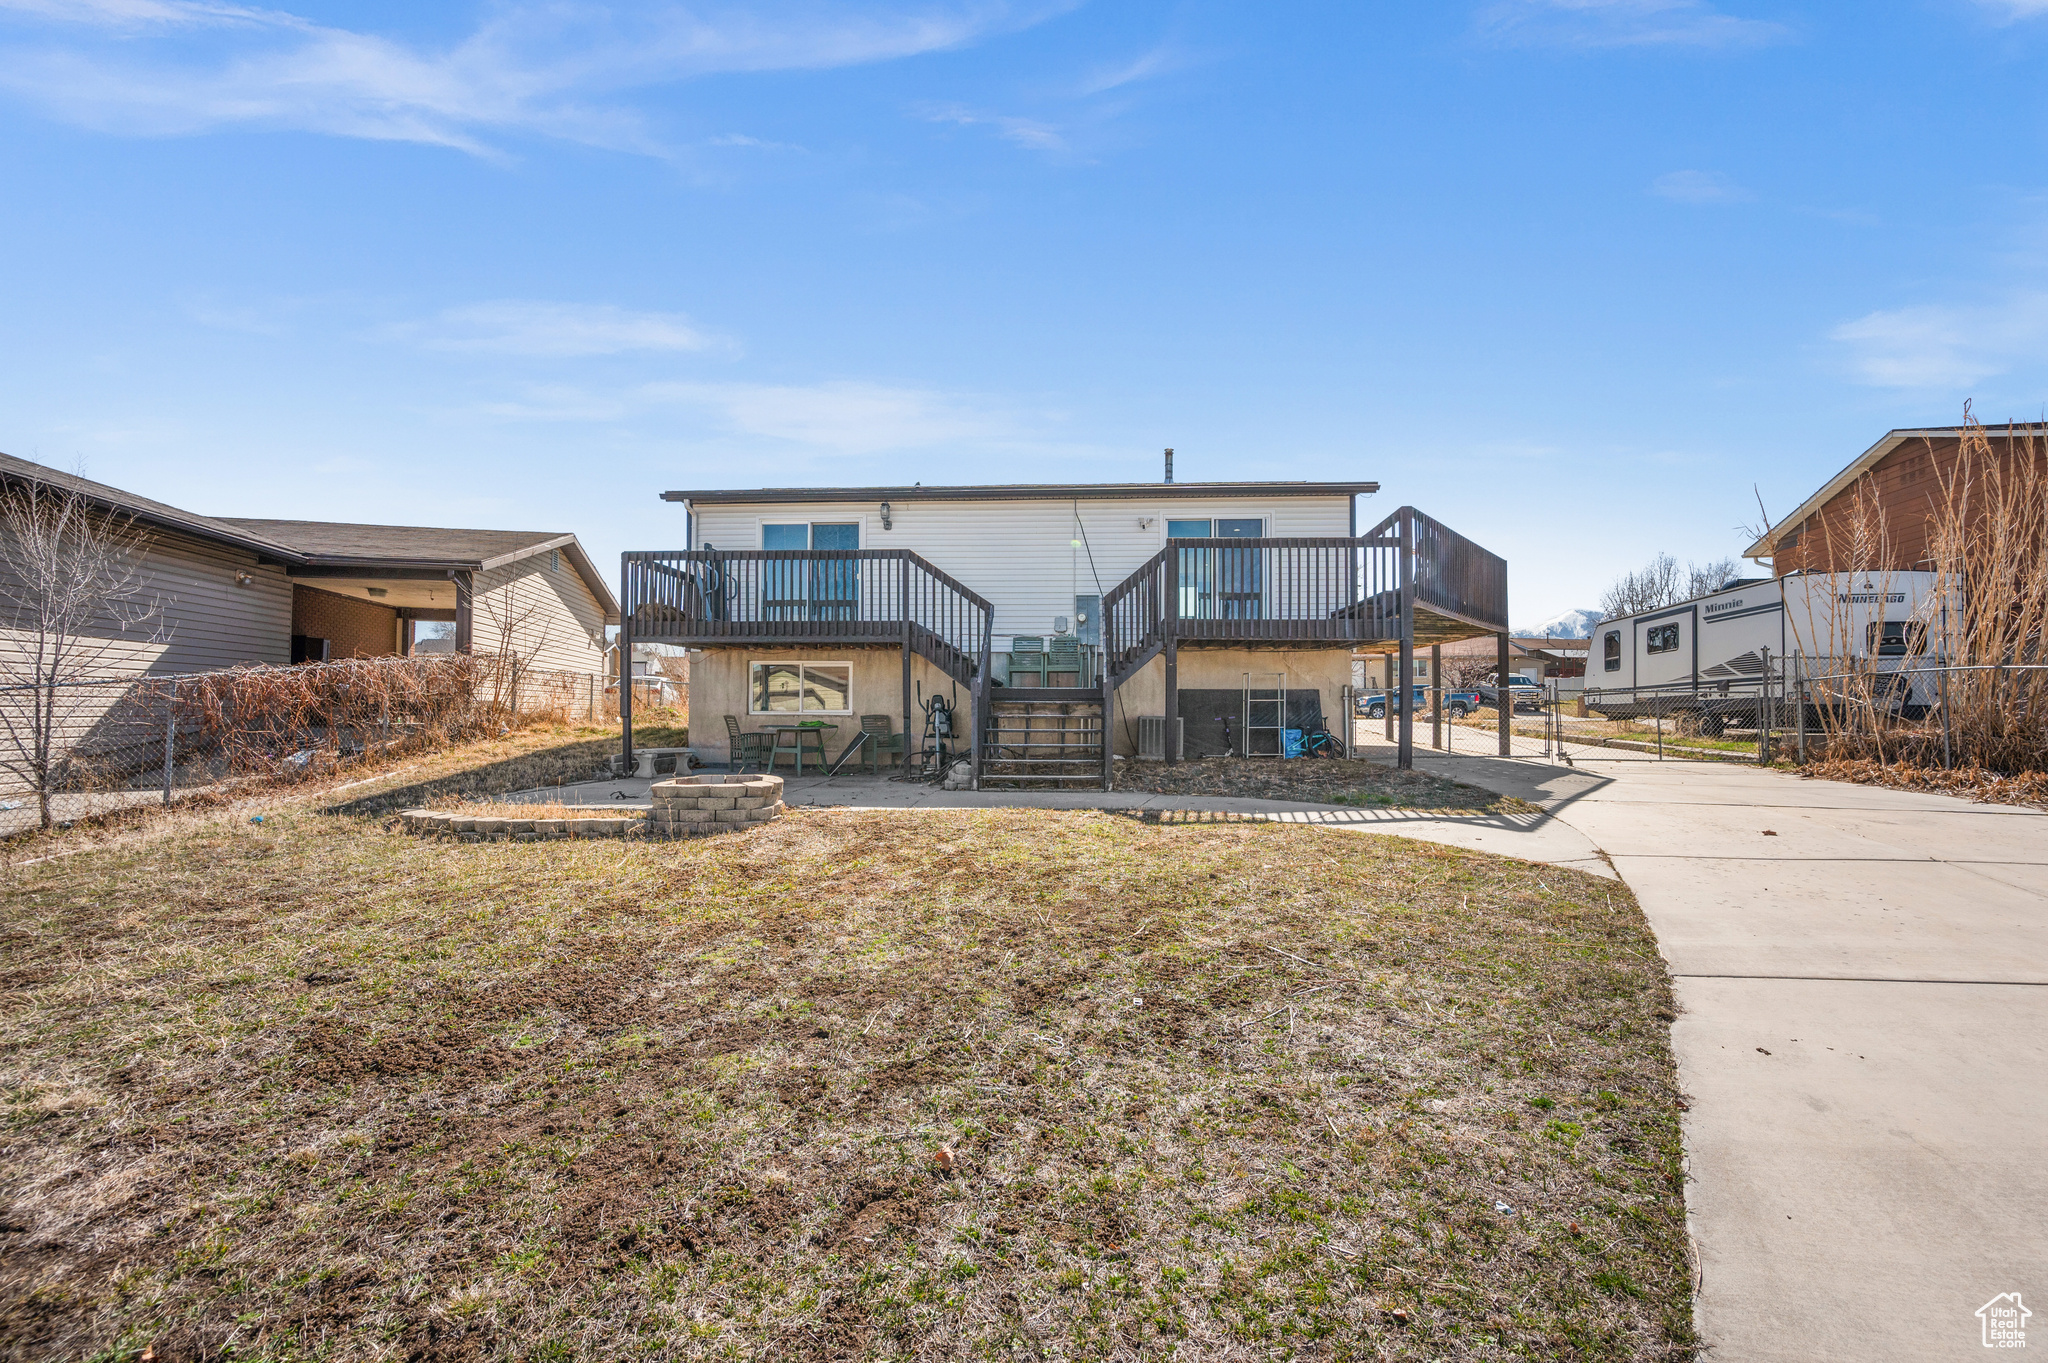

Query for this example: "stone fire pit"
[646,773,786,838]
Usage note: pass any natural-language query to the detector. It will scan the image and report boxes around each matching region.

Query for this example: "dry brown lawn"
[0,792,1692,1361]
[1112,758,1527,814]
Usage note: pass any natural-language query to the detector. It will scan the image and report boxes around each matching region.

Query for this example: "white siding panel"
[685,495,1358,646]
[473,556,608,676]
[0,523,293,678]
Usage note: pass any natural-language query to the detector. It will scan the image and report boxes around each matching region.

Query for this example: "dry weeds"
[1112,759,1527,814]
[0,801,1690,1362]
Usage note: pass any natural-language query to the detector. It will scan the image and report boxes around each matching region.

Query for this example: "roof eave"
[661,481,1380,505]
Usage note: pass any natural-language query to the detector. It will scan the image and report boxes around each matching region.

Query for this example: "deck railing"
[624,548,991,671]
[1099,512,1506,686]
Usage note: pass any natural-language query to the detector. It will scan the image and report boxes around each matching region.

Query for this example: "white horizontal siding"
[473,556,607,677]
[686,495,1358,646]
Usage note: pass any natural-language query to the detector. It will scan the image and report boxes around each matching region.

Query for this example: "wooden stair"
[979,696,1104,790]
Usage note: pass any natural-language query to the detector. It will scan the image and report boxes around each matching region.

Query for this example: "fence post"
[1430,644,1442,750]
[1495,632,1511,757]
[162,679,176,805]
[1758,647,1771,766]
[1794,654,1806,765]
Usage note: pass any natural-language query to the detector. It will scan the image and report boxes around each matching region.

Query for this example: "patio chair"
[1046,634,1083,688]
[724,714,771,773]
[854,714,905,774]
[1007,635,1046,688]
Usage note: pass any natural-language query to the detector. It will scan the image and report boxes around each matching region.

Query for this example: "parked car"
[1474,674,1546,713]
[1357,685,1481,720]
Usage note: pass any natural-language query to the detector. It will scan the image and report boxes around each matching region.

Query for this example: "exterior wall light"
[234,572,254,587]
[879,501,893,530]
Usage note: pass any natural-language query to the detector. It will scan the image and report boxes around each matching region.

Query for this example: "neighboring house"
[1360,635,1584,690]
[623,476,1508,785]
[1744,423,2047,573]
[0,453,618,684]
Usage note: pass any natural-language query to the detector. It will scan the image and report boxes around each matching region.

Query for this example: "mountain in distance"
[1513,607,1601,639]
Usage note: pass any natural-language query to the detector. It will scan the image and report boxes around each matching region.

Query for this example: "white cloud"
[466,375,1024,453]
[0,1,1071,154]
[1650,169,1753,203]
[644,379,1012,451]
[1829,292,2048,389]
[1477,0,1791,49]
[920,102,1066,152]
[1973,0,2048,20]
[399,301,730,357]
[1073,42,1185,97]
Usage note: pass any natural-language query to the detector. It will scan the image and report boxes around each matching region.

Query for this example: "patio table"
[762,722,838,776]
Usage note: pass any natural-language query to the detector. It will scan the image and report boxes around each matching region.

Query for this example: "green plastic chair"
[854,714,905,774]
[724,714,772,773]
[1046,634,1083,688]
[1007,635,1046,688]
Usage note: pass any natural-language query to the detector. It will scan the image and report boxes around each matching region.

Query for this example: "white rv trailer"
[1584,571,1940,733]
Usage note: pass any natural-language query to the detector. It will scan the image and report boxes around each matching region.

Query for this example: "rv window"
[1603,630,1621,672]
[1646,623,1680,654]
[1866,620,1926,658]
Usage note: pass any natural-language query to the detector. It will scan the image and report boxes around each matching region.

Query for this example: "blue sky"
[2,0,2045,625]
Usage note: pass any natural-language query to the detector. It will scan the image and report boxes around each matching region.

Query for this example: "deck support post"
[901,555,914,775]
[1496,631,1512,756]
[1431,643,1442,750]
[1396,511,1414,770]
[617,558,633,776]
[1163,544,1180,764]
[1100,672,1116,788]
[453,569,474,656]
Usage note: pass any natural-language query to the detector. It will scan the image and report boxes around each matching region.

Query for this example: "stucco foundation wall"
[689,647,964,763]
[1106,648,1353,756]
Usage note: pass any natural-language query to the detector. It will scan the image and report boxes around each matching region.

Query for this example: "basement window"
[750,661,852,714]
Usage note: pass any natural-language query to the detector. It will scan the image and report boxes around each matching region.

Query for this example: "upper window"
[750,661,852,714]
[1646,623,1680,655]
[1603,630,1622,671]
[763,523,859,550]
[1166,518,1263,539]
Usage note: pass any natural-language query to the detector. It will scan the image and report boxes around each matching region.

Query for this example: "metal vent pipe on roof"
[1164,447,1173,483]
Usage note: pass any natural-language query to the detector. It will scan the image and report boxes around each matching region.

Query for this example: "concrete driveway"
[1373,743,2048,1362]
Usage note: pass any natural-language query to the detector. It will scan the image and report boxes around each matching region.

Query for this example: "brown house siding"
[291,585,398,659]
[1773,435,2045,576]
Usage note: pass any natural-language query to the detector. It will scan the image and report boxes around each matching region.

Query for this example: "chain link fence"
[0,655,611,834]
[1348,660,2045,770]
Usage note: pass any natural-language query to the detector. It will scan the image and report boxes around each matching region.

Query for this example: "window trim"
[747,659,855,716]
[756,519,865,550]
[1603,629,1622,672]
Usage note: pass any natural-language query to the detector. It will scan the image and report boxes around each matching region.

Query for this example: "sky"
[3,0,2046,628]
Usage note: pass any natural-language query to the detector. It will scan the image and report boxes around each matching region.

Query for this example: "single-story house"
[624,470,1509,785]
[0,452,618,685]
[1744,423,2048,574]
[1357,635,1584,690]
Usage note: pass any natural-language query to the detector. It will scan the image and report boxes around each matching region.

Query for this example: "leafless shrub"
[1807,408,2048,774]
[0,478,166,829]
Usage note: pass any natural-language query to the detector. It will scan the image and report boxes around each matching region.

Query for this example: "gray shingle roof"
[214,519,573,568]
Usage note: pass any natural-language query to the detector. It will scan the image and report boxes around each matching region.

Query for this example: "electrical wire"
[1072,500,1139,756]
